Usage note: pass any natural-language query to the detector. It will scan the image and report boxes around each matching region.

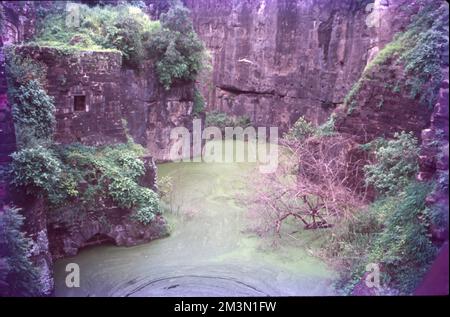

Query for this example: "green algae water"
[53,141,335,296]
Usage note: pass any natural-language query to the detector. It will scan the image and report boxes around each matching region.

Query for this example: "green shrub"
[132,189,160,225]
[328,181,436,295]
[10,146,63,198]
[32,1,205,84]
[370,181,436,293]
[11,80,56,145]
[32,3,160,67]
[316,114,336,137]
[5,49,55,147]
[0,206,42,297]
[326,208,384,294]
[285,115,336,141]
[364,132,419,194]
[58,142,161,224]
[5,48,48,89]
[147,1,206,89]
[285,116,315,141]
[400,4,449,108]
[193,88,206,115]
[205,111,233,129]
[205,111,251,130]
[9,141,161,225]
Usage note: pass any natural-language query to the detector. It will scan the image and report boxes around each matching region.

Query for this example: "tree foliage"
[284,116,315,141]
[370,181,436,293]
[10,146,63,198]
[33,3,160,65]
[5,49,55,148]
[285,115,336,142]
[11,80,56,145]
[56,143,161,223]
[32,1,206,86]
[147,1,206,89]
[205,111,251,131]
[327,181,436,295]
[364,132,419,195]
[0,207,42,297]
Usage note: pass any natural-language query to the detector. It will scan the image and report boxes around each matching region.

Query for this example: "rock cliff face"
[184,0,393,133]
[13,46,194,161]
[1,0,448,296]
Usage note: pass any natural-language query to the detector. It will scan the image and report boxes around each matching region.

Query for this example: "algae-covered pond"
[53,141,335,296]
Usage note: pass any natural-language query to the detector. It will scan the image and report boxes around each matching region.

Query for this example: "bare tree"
[244,134,369,238]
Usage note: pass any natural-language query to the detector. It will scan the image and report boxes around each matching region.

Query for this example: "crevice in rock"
[218,85,285,98]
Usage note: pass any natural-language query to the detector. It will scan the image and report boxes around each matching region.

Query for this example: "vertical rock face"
[13,46,194,161]
[14,47,129,146]
[47,208,169,260]
[419,69,449,241]
[0,1,37,44]
[334,60,433,143]
[184,0,377,132]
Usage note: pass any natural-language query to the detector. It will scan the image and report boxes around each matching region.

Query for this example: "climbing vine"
[5,48,55,148]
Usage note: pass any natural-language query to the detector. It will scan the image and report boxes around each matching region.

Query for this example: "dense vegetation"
[6,15,163,221]
[284,115,336,141]
[328,180,436,294]
[0,207,42,296]
[325,4,448,293]
[363,132,420,195]
[31,1,206,89]
[33,3,159,67]
[5,49,54,148]
[9,142,161,224]
[146,1,206,89]
[324,132,438,294]
[345,2,449,112]
[280,117,440,294]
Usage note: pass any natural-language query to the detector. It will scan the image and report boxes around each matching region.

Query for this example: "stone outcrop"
[47,208,169,260]
[183,0,401,134]
[14,45,195,162]
[44,154,168,260]
[334,60,433,143]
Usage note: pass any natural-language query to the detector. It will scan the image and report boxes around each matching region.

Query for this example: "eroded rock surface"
[184,0,406,133]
